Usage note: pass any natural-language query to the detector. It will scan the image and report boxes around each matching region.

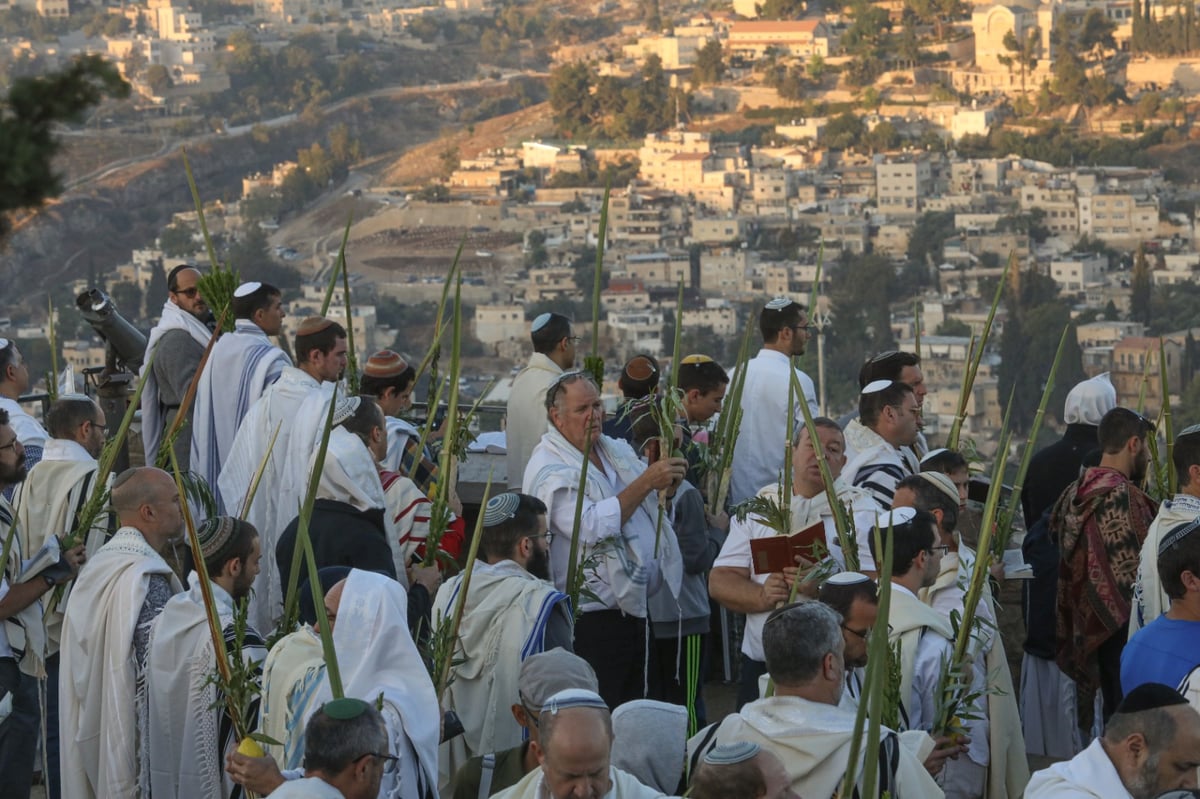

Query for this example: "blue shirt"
[1120,614,1200,694]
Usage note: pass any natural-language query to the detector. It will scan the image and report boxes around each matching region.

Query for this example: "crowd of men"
[0,271,1199,799]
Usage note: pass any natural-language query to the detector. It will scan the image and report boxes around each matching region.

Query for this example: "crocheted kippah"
[703,741,761,766]
[531,312,553,332]
[333,395,361,426]
[297,316,334,336]
[875,507,916,529]
[917,471,961,507]
[196,516,237,561]
[483,493,521,527]
[541,688,608,714]
[764,297,790,310]
[363,350,409,378]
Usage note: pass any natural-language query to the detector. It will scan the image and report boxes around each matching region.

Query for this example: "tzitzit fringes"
[685,634,701,737]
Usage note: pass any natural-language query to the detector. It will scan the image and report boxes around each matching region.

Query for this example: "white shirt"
[728,349,818,505]
[0,396,47,449]
[505,352,563,491]
[891,583,953,732]
[1024,738,1133,799]
[269,777,344,798]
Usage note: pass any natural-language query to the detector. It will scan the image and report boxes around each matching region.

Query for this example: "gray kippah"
[917,471,961,506]
[541,688,608,715]
[764,297,790,310]
[531,312,552,332]
[483,493,521,527]
[703,741,761,765]
[333,395,361,426]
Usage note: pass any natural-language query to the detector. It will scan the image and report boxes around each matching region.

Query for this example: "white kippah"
[233,281,262,298]
[531,312,552,332]
[0,338,9,350]
[332,395,361,426]
[862,379,892,395]
[876,507,917,528]
[826,571,870,585]
[764,297,790,310]
[917,471,961,506]
[541,688,608,714]
[703,741,761,766]
[920,447,949,464]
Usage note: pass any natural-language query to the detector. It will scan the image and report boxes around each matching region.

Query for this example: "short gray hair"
[302,700,389,775]
[544,370,598,416]
[763,600,843,686]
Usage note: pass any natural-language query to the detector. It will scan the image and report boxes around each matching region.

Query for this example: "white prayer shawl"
[218,366,324,633]
[258,627,325,766]
[525,428,683,617]
[0,395,47,449]
[191,320,290,506]
[920,546,1030,798]
[843,417,926,477]
[887,584,954,731]
[1024,738,1133,799]
[147,577,267,799]
[291,570,440,798]
[1020,653,1082,760]
[0,496,43,672]
[727,349,819,506]
[380,469,430,578]
[688,695,942,799]
[492,766,666,799]
[316,427,386,512]
[505,352,563,491]
[842,424,912,513]
[141,299,213,463]
[275,381,346,526]
[430,559,569,786]
[59,527,182,799]
[382,415,422,474]
[12,439,109,668]
[1130,493,1200,638]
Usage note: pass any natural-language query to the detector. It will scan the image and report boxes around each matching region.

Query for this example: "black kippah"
[1115,682,1189,714]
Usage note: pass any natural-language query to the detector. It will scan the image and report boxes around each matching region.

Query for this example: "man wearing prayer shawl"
[270,698,391,799]
[1131,426,1200,638]
[1025,683,1200,798]
[493,689,667,799]
[523,371,685,708]
[507,312,576,492]
[191,282,290,506]
[275,398,396,593]
[431,492,571,786]
[12,396,114,798]
[0,339,48,476]
[842,380,920,512]
[218,316,347,634]
[284,570,441,799]
[147,516,267,799]
[687,601,942,799]
[893,473,1030,799]
[59,467,185,799]
[141,265,213,469]
[0,408,86,797]
[1020,372,1115,760]
[1051,407,1157,732]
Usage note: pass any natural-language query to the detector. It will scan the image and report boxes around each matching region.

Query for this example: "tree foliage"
[691,39,725,87]
[1,55,130,241]
[547,57,686,140]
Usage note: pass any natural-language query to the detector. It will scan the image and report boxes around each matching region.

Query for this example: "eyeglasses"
[929,545,950,558]
[565,335,582,344]
[0,437,18,453]
[841,623,871,642]
[526,532,554,546]
[792,324,811,333]
[171,287,201,298]
[89,421,109,434]
[356,751,399,775]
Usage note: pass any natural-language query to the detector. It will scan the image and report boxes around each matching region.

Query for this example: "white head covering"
[328,569,441,794]
[1064,373,1116,425]
[314,426,385,511]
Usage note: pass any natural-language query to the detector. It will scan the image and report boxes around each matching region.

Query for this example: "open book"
[749,521,826,575]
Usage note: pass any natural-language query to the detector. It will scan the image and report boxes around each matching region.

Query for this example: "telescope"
[76,288,148,374]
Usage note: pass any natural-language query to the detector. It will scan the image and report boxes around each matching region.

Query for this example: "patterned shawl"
[1051,467,1157,688]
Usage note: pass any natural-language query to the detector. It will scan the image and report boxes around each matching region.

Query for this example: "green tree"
[159,224,196,257]
[759,0,806,18]
[936,318,972,336]
[146,260,168,308]
[691,39,725,87]
[821,112,866,150]
[907,211,956,266]
[1131,245,1153,324]
[1,56,129,241]
[807,53,826,80]
[997,27,1039,96]
[548,62,596,137]
[863,120,900,152]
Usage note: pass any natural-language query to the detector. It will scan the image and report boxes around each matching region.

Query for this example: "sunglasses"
[172,287,201,298]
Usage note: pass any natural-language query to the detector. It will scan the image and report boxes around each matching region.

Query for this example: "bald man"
[59,467,185,799]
